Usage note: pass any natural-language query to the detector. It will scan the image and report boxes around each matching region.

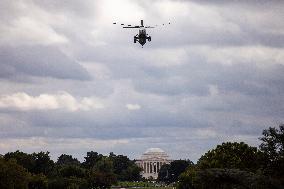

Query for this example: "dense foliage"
[0,158,30,189]
[1,151,141,189]
[259,124,284,181]
[178,168,281,189]
[197,142,265,172]
[177,124,284,189]
[158,160,193,183]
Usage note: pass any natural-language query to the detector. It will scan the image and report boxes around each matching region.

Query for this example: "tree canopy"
[1,150,142,189]
[158,160,192,183]
[0,157,30,189]
[197,142,264,172]
[177,124,284,189]
[259,124,284,181]
[56,154,80,166]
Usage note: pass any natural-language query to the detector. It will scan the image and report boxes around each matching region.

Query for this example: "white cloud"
[202,46,284,66]
[0,1,68,46]
[126,103,141,110]
[209,85,219,96]
[3,16,68,45]
[96,0,145,24]
[195,128,217,139]
[80,62,111,79]
[149,48,188,67]
[0,92,104,112]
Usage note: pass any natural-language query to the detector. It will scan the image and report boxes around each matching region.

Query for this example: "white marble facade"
[135,148,172,179]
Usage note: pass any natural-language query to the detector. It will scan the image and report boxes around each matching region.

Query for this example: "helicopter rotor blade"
[123,26,140,28]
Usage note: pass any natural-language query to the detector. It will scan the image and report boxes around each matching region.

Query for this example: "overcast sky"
[0,0,284,162]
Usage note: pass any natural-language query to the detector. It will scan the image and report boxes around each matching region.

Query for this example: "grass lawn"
[139,187,174,189]
[114,188,173,189]
[113,181,175,189]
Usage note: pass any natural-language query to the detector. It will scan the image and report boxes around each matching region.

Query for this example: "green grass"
[113,187,173,189]
[139,187,173,189]
[113,181,174,188]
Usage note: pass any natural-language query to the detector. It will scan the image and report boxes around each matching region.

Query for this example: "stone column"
[155,162,157,173]
[147,162,149,173]
[145,162,147,173]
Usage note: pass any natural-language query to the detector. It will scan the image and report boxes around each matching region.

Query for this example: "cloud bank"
[0,0,283,161]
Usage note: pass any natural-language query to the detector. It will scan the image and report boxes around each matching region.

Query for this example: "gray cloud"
[0,46,90,80]
[0,0,283,162]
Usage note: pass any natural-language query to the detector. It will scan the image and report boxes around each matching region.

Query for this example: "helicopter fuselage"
[134,28,151,46]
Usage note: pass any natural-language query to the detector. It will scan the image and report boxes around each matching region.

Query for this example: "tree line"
[158,124,284,189]
[0,151,142,189]
[1,124,284,189]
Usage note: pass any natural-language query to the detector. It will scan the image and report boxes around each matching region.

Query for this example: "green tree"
[82,151,103,169]
[59,165,86,178]
[158,164,170,182]
[259,124,284,181]
[57,154,80,166]
[197,142,263,172]
[178,168,280,189]
[4,150,36,173]
[92,157,114,174]
[177,172,195,189]
[48,177,88,189]
[28,173,48,189]
[87,157,117,189]
[87,171,116,189]
[158,160,192,183]
[32,152,54,176]
[0,158,30,189]
[109,152,142,181]
[109,153,129,174]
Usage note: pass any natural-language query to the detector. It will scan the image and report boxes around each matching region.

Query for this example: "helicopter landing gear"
[134,36,138,43]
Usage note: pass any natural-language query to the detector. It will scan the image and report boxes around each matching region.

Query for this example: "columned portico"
[135,148,172,179]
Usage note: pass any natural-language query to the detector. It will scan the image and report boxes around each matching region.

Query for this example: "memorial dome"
[141,148,169,160]
[145,148,165,153]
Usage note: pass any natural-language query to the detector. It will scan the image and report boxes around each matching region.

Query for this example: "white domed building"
[135,148,172,179]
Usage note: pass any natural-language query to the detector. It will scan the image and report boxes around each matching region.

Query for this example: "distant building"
[135,148,172,179]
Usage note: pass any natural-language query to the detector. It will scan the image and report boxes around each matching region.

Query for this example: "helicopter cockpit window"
[139,29,146,35]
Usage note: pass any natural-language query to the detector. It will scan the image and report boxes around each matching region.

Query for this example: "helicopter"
[113,20,170,47]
